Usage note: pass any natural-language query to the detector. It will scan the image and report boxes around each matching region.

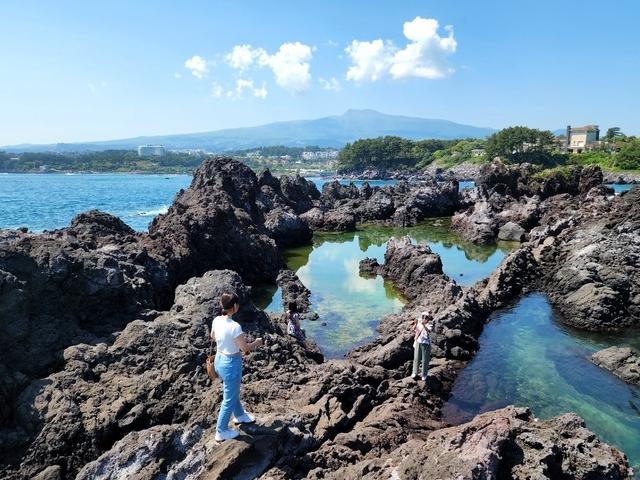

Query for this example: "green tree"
[615,138,640,170]
[605,127,623,140]
[485,126,559,166]
[337,136,456,172]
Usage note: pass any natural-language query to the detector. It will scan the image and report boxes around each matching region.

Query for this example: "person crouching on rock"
[211,292,263,441]
[412,312,433,382]
[286,302,306,342]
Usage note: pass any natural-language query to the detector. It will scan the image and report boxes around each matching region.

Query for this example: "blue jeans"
[214,353,246,433]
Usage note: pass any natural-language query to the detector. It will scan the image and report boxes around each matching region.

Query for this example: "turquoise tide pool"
[442,293,640,471]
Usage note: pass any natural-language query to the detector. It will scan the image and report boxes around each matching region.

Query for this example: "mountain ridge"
[2,109,497,153]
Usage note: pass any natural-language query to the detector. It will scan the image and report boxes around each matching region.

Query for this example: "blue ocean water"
[0,173,192,232]
[606,183,636,194]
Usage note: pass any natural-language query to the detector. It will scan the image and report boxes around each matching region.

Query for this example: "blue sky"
[1,0,639,145]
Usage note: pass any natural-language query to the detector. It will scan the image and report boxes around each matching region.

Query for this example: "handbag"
[205,335,218,381]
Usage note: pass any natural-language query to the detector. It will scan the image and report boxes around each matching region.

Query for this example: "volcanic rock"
[276,269,311,313]
[498,221,526,241]
[591,346,640,385]
[328,406,632,480]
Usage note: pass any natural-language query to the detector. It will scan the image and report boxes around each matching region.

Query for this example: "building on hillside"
[564,125,599,153]
[137,145,166,157]
[471,148,485,157]
[301,150,339,161]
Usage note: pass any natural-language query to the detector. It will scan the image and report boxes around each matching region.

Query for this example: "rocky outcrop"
[0,211,168,435]
[147,159,284,286]
[299,207,356,232]
[451,198,498,244]
[424,161,482,181]
[327,406,632,480]
[537,188,640,330]
[263,208,312,247]
[0,156,635,479]
[591,346,640,385]
[452,162,612,245]
[0,270,322,479]
[276,269,311,313]
[498,221,526,241]
[476,160,608,200]
[319,179,460,227]
[603,172,640,184]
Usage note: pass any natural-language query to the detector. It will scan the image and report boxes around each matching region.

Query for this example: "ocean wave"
[132,205,170,217]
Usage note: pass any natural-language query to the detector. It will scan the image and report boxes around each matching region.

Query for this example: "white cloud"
[327,40,340,47]
[319,77,341,91]
[227,78,268,100]
[345,17,457,83]
[211,82,223,98]
[258,42,313,93]
[253,83,268,99]
[225,44,266,71]
[345,39,393,82]
[184,55,208,79]
[174,72,182,79]
[389,17,457,79]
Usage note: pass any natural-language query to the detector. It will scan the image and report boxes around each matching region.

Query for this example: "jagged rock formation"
[326,406,632,480]
[276,269,311,313]
[591,346,640,385]
[319,178,460,228]
[0,270,322,479]
[0,156,635,479]
[534,187,640,330]
[451,162,613,245]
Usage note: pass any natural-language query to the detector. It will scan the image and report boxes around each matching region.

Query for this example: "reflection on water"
[442,293,640,470]
[253,220,514,358]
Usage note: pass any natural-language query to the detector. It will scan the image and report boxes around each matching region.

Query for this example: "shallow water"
[0,173,192,232]
[606,183,637,194]
[254,219,514,358]
[442,293,640,470]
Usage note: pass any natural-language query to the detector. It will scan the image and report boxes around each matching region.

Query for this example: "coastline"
[0,158,637,479]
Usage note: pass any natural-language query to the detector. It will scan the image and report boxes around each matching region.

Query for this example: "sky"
[1,0,639,145]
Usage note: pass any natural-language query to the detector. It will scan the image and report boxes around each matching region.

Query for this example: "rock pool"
[443,293,640,471]
[254,218,514,358]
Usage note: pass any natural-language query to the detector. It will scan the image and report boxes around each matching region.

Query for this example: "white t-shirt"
[211,315,243,354]
[415,322,433,345]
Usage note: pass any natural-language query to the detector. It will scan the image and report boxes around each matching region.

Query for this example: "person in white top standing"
[412,311,433,382]
[211,292,263,441]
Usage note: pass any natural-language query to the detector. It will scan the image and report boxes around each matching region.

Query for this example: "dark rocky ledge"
[591,346,640,385]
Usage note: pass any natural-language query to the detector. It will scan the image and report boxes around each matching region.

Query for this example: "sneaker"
[232,412,256,424]
[411,374,419,380]
[422,376,428,382]
[215,429,239,441]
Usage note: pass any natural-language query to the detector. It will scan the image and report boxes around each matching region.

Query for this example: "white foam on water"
[132,205,170,217]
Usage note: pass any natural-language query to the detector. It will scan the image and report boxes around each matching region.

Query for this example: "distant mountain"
[2,109,496,153]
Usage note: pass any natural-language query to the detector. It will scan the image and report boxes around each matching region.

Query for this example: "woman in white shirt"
[412,311,433,382]
[211,292,263,441]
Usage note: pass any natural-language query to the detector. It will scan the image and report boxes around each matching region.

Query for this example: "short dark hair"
[288,301,298,313]
[220,292,239,313]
